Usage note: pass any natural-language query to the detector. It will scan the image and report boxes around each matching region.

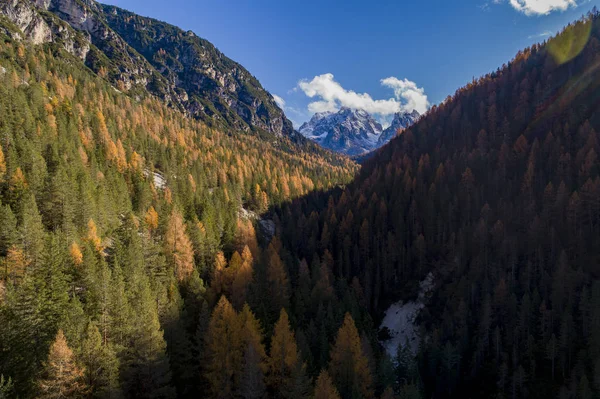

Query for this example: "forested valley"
[1,4,600,399]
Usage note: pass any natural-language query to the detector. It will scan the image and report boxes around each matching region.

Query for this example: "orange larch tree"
[329,313,373,399]
[165,209,195,282]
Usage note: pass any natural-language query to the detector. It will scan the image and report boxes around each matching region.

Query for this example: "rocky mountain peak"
[378,110,420,146]
[299,107,418,156]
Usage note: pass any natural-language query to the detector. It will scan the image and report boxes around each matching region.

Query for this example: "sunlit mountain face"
[299,107,419,155]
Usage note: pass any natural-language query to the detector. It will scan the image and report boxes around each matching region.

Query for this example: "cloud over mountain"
[298,73,429,117]
[272,94,286,109]
[380,77,429,116]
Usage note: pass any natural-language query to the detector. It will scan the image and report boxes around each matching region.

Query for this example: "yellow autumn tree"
[211,251,227,295]
[144,206,159,232]
[115,139,127,172]
[0,144,6,182]
[224,251,242,294]
[69,242,83,266]
[314,370,341,399]
[9,167,28,192]
[235,219,259,259]
[86,219,103,253]
[267,247,290,314]
[96,110,110,145]
[78,146,88,166]
[165,209,195,282]
[5,245,30,280]
[329,313,373,399]
[239,304,266,363]
[38,330,88,398]
[267,309,299,392]
[232,246,253,310]
[164,187,173,204]
[259,191,269,214]
[205,296,242,399]
[130,151,143,171]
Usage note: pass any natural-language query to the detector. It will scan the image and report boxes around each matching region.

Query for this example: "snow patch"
[153,172,166,189]
[380,273,434,358]
[144,169,166,189]
[238,207,258,220]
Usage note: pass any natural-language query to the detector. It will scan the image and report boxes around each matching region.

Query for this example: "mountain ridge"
[0,0,295,137]
[299,107,419,155]
[378,109,420,146]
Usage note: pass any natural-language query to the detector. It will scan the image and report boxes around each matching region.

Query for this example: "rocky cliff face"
[0,0,90,59]
[0,0,294,137]
[99,4,293,136]
[377,110,420,146]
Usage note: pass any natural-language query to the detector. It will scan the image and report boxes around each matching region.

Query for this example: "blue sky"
[101,0,599,127]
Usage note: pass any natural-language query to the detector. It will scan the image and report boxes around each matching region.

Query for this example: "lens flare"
[547,19,592,65]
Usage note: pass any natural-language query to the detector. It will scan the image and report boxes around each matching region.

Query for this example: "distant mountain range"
[299,108,420,155]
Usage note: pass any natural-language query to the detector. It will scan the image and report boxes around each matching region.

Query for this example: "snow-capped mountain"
[299,108,420,155]
[299,107,383,156]
[378,110,420,146]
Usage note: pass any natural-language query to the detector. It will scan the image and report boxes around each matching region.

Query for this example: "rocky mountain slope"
[299,107,419,155]
[0,0,294,137]
[377,109,420,146]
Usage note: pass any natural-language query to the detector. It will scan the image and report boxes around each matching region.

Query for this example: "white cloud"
[297,73,429,117]
[528,30,553,39]
[272,94,286,109]
[508,0,577,15]
[380,77,430,116]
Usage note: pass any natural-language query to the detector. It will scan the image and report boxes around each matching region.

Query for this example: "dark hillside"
[274,10,600,398]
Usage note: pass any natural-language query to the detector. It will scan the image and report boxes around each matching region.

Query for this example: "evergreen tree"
[238,344,267,399]
[121,273,175,399]
[0,375,13,399]
[237,304,267,397]
[80,321,121,398]
[18,194,46,265]
[380,387,396,399]
[0,204,18,257]
[280,360,312,399]
[397,384,421,399]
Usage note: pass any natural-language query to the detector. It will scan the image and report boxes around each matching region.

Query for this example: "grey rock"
[377,110,420,146]
[258,219,276,242]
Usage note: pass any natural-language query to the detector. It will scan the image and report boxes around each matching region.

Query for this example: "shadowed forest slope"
[272,9,600,398]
